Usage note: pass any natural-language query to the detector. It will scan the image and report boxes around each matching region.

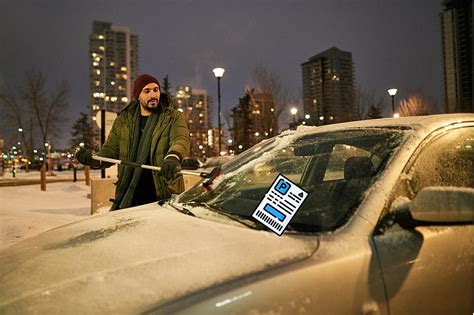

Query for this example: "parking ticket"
[252,174,308,236]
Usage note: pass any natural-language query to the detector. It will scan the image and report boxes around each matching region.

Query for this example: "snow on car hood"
[0,204,319,314]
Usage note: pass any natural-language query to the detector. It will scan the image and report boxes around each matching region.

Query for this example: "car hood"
[0,204,319,314]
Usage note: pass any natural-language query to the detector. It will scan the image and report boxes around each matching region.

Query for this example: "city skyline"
[1,0,445,148]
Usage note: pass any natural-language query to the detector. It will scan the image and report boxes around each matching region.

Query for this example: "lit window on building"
[96,70,101,75]
[110,62,115,66]
[99,46,105,51]
[111,81,115,86]
[97,35,104,40]
[94,81,100,86]
[120,66,127,71]
[121,97,128,103]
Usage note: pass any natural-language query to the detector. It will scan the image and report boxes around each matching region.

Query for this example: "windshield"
[176,128,408,234]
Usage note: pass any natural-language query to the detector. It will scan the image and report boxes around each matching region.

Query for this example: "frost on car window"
[408,127,473,196]
[178,128,407,234]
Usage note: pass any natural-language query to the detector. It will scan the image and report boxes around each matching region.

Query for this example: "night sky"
[0,0,443,148]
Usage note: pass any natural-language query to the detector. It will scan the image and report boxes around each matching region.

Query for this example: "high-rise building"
[231,89,275,153]
[301,47,356,125]
[440,0,472,113]
[174,86,213,158]
[89,21,139,146]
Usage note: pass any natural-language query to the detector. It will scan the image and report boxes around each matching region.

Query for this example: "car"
[201,155,234,169]
[0,114,472,314]
[180,158,203,170]
[18,160,43,170]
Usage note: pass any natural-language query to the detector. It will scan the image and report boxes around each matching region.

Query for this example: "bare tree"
[250,65,289,136]
[355,87,385,120]
[22,68,70,146]
[0,83,35,159]
[0,68,70,156]
[399,91,435,116]
[355,87,373,120]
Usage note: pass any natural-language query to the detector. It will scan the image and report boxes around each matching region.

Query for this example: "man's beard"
[142,98,161,114]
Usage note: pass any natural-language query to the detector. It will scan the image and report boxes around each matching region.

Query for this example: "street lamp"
[212,67,225,156]
[387,88,397,116]
[290,107,298,129]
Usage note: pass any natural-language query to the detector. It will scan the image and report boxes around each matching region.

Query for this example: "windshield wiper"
[167,201,196,217]
[190,201,261,230]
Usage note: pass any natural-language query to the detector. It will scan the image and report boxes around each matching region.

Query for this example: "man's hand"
[74,147,100,168]
[161,155,181,180]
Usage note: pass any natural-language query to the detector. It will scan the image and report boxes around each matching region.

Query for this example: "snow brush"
[91,154,220,180]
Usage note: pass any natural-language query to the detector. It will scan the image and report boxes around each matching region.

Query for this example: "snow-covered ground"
[0,181,94,251]
[0,168,102,182]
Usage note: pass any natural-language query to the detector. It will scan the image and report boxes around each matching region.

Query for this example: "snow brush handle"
[91,155,199,176]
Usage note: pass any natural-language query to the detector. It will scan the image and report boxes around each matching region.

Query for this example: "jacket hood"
[0,204,319,314]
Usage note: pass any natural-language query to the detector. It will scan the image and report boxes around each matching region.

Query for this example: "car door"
[372,125,473,314]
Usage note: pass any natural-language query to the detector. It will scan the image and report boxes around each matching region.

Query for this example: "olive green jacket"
[98,94,190,200]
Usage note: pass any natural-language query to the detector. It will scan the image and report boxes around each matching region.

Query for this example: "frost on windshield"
[178,128,407,234]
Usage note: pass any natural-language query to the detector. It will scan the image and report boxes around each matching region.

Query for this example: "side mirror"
[390,186,474,229]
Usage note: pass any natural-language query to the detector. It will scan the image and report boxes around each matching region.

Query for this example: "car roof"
[287,114,474,138]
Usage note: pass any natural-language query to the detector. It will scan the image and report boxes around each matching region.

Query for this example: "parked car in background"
[180,158,203,170]
[1,114,472,314]
[19,160,43,170]
[201,155,234,171]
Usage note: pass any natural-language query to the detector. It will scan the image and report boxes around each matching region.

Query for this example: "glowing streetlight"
[213,67,225,155]
[290,107,298,128]
[388,88,398,116]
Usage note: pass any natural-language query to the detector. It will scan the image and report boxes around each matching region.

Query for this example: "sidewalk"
[0,169,103,187]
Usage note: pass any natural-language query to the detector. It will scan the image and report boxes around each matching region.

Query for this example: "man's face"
[138,83,161,113]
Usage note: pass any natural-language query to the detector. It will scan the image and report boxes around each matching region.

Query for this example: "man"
[76,74,190,210]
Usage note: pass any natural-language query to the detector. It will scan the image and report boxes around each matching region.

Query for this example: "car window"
[407,127,473,196]
[323,144,382,181]
[178,128,407,234]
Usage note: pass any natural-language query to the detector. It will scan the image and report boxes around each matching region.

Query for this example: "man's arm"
[95,117,122,168]
[166,111,191,161]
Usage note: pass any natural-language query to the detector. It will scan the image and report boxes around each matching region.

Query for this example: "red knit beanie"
[133,74,160,99]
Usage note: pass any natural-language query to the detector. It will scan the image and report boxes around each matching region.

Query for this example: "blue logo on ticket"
[252,174,308,236]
